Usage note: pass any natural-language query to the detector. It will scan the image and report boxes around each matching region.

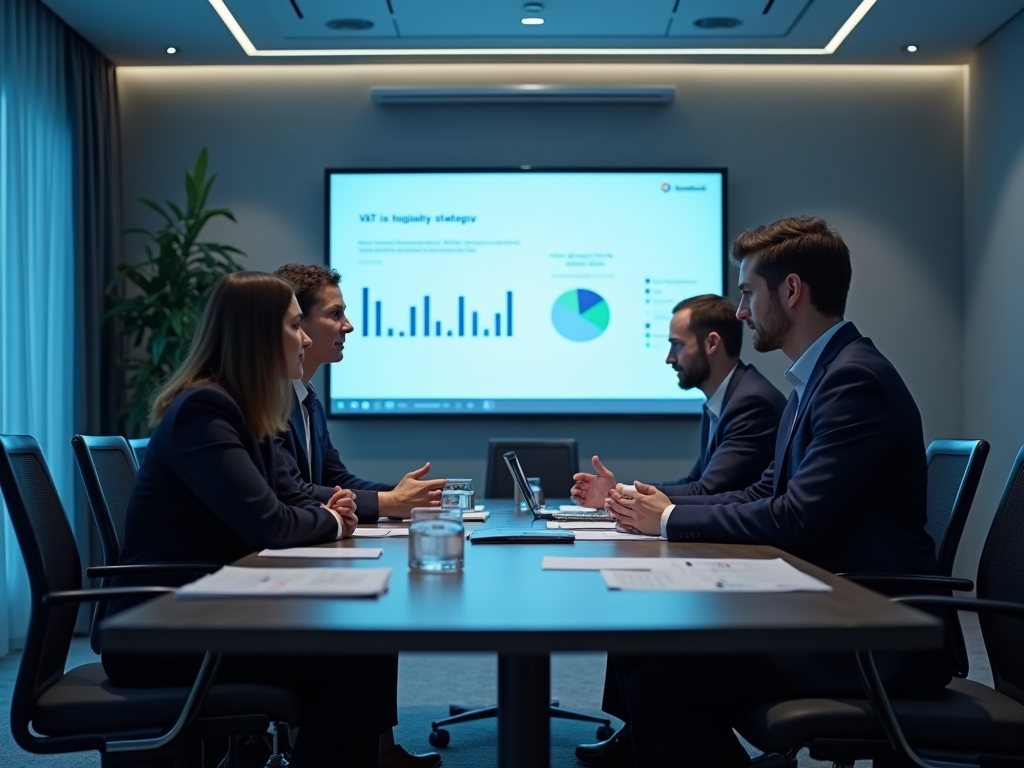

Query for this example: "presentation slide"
[326,170,725,416]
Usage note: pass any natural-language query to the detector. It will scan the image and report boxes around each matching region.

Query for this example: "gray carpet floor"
[0,614,993,767]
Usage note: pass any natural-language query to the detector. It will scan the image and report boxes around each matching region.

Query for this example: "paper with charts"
[177,566,391,598]
[542,556,831,592]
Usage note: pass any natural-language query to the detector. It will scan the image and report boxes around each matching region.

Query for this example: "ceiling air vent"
[370,86,676,106]
[325,18,374,31]
[693,17,742,30]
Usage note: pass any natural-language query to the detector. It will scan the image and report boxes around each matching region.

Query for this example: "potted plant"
[106,148,246,435]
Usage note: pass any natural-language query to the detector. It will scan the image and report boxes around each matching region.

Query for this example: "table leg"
[498,653,550,768]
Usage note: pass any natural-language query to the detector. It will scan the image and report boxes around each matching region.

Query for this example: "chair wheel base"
[749,753,797,768]
[429,729,450,748]
[596,724,615,741]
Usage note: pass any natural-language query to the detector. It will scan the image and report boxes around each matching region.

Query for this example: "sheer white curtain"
[0,0,76,653]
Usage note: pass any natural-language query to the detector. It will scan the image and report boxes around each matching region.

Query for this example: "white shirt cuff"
[327,508,346,539]
[660,504,675,539]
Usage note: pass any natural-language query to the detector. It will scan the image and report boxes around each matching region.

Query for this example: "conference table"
[101,501,943,767]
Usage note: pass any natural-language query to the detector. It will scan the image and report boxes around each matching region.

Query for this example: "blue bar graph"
[359,288,512,340]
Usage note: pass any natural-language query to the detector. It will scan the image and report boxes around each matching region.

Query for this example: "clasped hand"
[607,481,670,536]
[325,486,358,538]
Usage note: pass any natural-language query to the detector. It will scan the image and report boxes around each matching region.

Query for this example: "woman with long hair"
[104,272,383,766]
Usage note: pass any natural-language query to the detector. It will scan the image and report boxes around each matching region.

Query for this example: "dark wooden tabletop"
[100,501,942,656]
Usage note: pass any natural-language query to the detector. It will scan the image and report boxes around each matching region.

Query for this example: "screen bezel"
[324,167,728,419]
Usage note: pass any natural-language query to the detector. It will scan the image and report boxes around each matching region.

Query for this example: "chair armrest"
[892,594,1024,619]
[42,586,174,607]
[838,573,974,592]
[87,563,221,579]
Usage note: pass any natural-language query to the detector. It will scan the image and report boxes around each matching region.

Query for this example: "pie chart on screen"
[552,289,611,342]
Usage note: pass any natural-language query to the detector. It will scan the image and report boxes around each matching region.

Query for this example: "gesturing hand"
[608,481,670,536]
[570,455,617,508]
[379,462,448,519]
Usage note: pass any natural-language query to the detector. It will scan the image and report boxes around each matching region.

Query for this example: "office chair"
[483,438,579,499]
[1,434,300,768]
[837,438,988,679]
[128,436,150,467]
[72,434,220,656]
[738,442,1024,768]
[429,437,609,747]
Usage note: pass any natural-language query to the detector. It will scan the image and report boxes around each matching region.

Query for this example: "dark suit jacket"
[278,387,393,523]
[663,324,945,692]
[115,385,341,596]
[655,362,786,497]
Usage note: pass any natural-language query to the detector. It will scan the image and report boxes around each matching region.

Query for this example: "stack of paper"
[177,566,391,598]
[542,556,831,593]
[462,510,490,522]
[546,521,616,530]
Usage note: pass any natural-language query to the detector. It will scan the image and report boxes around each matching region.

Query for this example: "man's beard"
[751,292,792,353]
[676,347,711,390]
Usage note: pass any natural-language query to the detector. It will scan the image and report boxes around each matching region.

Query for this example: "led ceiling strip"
[207,0,876,58]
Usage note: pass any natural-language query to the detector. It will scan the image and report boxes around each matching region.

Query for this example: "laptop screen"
[502,451,539,512]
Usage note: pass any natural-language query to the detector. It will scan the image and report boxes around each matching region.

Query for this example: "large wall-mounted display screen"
[325,169,726,416]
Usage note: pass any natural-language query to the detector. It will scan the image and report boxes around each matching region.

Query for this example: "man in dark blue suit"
[571,294,786,509]
[607,217,948,768]
[572,295,786,767]
[274,263,444,768]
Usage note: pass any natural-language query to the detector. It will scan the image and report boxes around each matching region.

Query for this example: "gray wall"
[962,13,1024,581]
[116,63,965,493]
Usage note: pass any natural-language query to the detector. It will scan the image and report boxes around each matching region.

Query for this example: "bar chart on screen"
[361,288,513,339]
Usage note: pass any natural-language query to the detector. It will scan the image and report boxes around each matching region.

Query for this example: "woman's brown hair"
[150,272,295,440]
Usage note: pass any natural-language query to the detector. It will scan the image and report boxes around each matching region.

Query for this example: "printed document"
[259,546,384,557]
[601,558,831,592]
[177,566,391,598]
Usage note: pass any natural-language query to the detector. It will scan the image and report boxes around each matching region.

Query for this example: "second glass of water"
[441,478,475,511]
[409,508,464,572]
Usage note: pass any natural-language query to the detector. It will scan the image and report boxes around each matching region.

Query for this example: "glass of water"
[409,507,464,572]
[441,478,475,511]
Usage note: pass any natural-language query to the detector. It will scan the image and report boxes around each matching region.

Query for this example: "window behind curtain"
[0,0,76,654]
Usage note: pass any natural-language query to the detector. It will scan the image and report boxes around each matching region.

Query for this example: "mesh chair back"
[129,437,149,468]
[71,435,137,565]
[0,435,83,736]
[977,445,1024,703]
[925,439,989,576]
[485,439,579,498]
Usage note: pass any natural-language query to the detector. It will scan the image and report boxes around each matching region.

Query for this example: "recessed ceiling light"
[904,44,918,52]
[166,47,177,54]
[521,17,544,25]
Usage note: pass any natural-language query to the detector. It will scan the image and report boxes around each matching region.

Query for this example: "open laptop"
[502,450,616,522]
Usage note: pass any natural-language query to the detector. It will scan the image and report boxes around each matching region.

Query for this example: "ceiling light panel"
[389,0,677,38]
[670,0,811,38]
[255,0,396,41]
